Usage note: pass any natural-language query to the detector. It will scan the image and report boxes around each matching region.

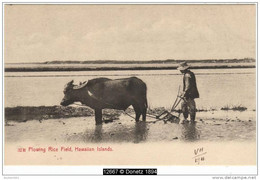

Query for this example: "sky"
[4,4,256,63]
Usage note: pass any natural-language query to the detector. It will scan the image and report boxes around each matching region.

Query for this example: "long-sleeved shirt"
[183,70,199,99]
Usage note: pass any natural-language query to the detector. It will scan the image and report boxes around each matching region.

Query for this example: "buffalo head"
[60,80,78,106]
[61,80,90,106]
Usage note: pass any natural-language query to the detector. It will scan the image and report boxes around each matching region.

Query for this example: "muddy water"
[4,68,256,143]
[5,113,256,143]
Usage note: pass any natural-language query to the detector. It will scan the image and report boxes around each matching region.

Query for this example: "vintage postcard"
[2,2,257,177]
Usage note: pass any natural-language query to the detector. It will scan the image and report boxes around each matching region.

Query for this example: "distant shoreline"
[5,58,255,64]
[4,65,255,72]
[4,59,256,72]
[42,58,255,64]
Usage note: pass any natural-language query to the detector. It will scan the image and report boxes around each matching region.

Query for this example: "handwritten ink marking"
[193,152,207,158]
[194,147,203,155]
[193,147,206,164]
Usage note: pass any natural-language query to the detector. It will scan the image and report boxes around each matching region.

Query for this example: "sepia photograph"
[2,2,257,176]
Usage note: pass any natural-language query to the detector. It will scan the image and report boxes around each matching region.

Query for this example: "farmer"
[177,62,199,123]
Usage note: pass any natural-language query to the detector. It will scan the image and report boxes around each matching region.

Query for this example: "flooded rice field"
[5,68,256,109]
[4,68,256,143]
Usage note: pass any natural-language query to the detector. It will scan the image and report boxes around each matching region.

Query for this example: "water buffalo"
[60,77,147,125]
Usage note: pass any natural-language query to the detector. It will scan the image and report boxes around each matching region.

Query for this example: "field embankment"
[5,105,250,123]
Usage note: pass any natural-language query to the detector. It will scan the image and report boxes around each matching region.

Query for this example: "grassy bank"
[5,106,93,122]
[5,106,131,123]
[221,105,248,111]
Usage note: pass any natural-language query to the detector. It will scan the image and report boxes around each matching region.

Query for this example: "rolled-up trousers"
[181,98,196,121]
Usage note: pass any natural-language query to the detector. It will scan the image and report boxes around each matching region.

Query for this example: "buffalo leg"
[95,109,102,125]
[142,107,147,121]
[134,102,147,122]
[133,104,141,122]
[135,112,141,122]
[142,97,148,121]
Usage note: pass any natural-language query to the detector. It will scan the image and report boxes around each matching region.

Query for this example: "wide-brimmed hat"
[177,62,190,70]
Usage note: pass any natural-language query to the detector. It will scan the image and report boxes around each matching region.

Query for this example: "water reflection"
[91,124,103,142]
[181,123,200,141]
[134,121,148,143]
[88,121,148,143]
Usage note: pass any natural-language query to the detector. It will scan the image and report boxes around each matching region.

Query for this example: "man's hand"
[179,92,185,99]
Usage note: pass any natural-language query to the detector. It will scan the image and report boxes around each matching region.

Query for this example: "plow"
[145,86,183,124]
